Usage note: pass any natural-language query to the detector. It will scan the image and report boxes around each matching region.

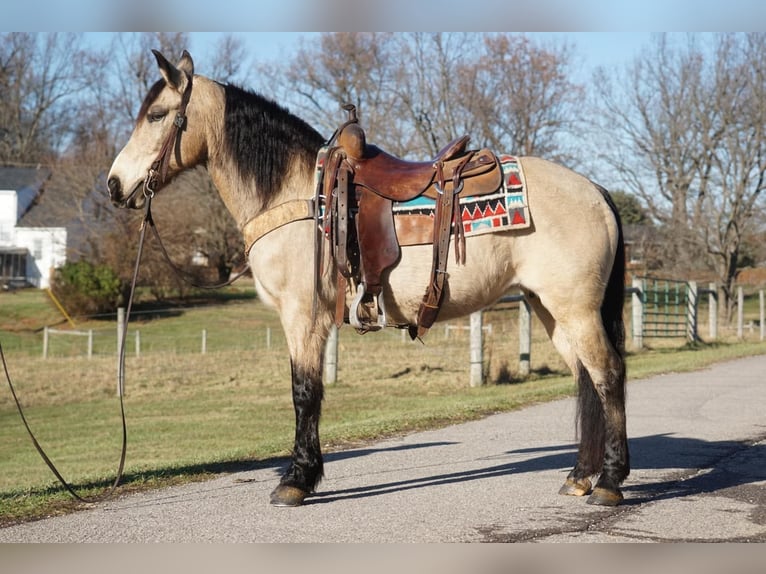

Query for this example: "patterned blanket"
[392,154,530,242]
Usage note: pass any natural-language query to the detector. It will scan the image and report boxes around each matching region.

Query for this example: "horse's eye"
[148,110,168,123]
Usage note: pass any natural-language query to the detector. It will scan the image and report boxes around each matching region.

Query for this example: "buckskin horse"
[107,50,629,507]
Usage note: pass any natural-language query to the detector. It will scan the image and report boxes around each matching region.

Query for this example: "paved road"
[2,354,765,542]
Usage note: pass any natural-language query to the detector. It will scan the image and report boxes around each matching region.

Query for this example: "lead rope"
[145,215,250,290]
[0,194,155,503]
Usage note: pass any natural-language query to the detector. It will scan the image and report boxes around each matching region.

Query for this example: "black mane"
[223,84,325,206]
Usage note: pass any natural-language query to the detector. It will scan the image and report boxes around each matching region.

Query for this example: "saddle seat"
[322,105,503,338]
[339,124,499,202]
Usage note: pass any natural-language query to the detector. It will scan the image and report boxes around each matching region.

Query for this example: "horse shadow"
[301,433,766,506]
[22,433,761,510]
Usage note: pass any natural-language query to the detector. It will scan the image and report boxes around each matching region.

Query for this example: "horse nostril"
[107,177,121,199]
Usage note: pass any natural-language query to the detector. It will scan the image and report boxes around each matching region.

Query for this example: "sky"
[5,1,765,33]
[131,32,655,83]
[76,31,657,91]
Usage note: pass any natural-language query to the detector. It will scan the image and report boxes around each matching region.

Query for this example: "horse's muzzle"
[107,177,144,209]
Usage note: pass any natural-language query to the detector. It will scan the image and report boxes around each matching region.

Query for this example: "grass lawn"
[1,284,764,525]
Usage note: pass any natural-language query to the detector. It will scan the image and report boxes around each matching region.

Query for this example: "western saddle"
[317,104,502,339]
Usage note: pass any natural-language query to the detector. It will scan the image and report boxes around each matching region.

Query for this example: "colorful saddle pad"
[392,154,530,245]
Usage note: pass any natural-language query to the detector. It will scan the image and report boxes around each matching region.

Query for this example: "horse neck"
[197,79,320,230]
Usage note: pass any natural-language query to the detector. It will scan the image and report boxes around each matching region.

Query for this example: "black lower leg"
[280,360,324,493]
[570,361,605,480]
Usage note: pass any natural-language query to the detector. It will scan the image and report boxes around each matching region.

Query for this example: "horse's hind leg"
[525,294,593,497]
[525,291,577,373]
[561,312,629,506]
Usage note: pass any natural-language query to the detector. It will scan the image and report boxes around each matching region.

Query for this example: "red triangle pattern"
[461,201,508,222]
[507,172,522,187]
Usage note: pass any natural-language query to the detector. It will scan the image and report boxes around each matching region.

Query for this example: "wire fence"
[3,294,568,391]
[4,284,764,390]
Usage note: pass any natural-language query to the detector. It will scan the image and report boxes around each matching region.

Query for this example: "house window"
[33,238,43,260]
[0,250,28,283]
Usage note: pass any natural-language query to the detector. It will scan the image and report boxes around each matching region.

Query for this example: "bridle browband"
[143,69,194,198]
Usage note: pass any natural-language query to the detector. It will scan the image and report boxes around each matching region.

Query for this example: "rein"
[0,197,157,503]
[1,75,217,501]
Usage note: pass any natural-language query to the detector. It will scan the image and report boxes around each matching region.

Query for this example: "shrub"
[50,261,126,317]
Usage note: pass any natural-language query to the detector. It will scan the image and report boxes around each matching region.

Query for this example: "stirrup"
[349,284,387,332]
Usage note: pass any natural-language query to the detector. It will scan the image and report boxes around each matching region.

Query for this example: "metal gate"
[637,277,694,339]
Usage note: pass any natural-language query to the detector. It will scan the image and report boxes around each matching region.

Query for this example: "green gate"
[636,277,695,339]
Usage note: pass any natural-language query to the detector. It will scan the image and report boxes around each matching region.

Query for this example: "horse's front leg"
[270,310,330,507]
[270,357,324,506]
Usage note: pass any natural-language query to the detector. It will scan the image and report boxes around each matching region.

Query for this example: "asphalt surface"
[2,354,765,542]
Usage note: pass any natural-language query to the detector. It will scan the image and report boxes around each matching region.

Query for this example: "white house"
[0,167,67,289]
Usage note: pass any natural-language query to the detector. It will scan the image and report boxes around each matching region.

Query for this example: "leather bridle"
[143,70,194,199]
[137,69,252,290]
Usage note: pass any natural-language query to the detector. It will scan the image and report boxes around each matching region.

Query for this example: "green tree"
[610,190,648,225]
[50,260,125,316]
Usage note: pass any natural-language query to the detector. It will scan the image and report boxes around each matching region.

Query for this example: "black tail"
[598,185,626,357]
[575,184,626,475]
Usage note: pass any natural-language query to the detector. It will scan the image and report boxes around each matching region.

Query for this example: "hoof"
[586,486,623,506]
[558,477,592,497]
[270,485,308,507]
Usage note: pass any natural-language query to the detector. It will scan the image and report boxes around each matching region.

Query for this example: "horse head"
[107,50,201,209]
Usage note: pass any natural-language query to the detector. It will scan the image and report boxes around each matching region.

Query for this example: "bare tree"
[207,34,251,85]
[694,34,766,316]
[593,33,766,318]
[256,32,400,148]
[258,32,582,161]
[162,167,246,284]
[0,33,92,164]
[388,33,485,157]
[593,34,709,228]
[466,34,584,163]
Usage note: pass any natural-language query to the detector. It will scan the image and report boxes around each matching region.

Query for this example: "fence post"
[687,281,698,342]
[266,327,271,349]
[135,330,141,358]
[43,325,49,359]
[737,286,744,339]
[518,299,531,377]
[760,290,764,342]
[201,329,207,354]
[87,329,93,359]
[708,282,718,341]
[631,278,643,350]
[117,307,125,397]
[469,311,484,387]
[324,324,338,384]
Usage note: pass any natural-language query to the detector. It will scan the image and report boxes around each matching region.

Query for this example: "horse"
[107,50,629,508]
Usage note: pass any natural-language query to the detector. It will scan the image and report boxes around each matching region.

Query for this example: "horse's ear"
[177,50,194,77]
[152,49,191,94]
